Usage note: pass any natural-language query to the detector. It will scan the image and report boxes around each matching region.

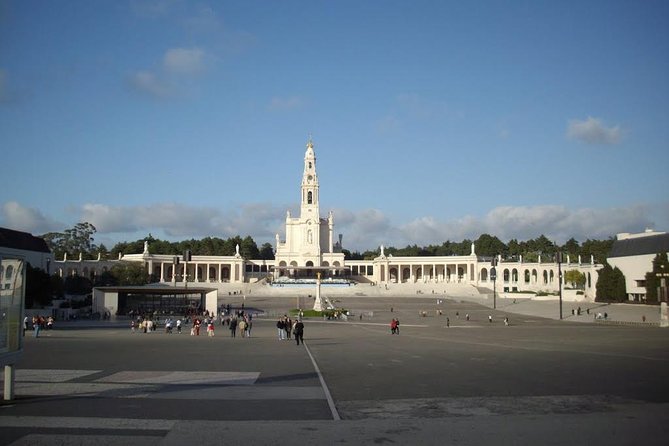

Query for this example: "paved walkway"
[457,295,663,325]
[5,292,669,446]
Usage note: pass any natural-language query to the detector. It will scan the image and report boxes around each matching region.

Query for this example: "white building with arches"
[49,138,601,301]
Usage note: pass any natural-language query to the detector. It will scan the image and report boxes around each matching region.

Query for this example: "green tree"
[564,238,580,256]
[109,262,149,286]
[474,234,507,257]
[596,262,627,302]
[259,243,275,260]
[95,270,118,287]
[611,266,627,302]
[50,274,64,298]
[507,239,522,258]
[581,238,614,264]
[644,253,669,304]
[64,275,93,295]
[564,269,586,289]
[25,264,53,308]
[343,249,364,260]
[41,222,98,259]
[596,263,612,302]
[240,236,260,259]
[526,235,556,256]
[362,249,380,260]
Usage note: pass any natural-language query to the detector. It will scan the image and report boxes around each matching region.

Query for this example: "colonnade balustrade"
[386,263,472,284]
[153,261,234,283]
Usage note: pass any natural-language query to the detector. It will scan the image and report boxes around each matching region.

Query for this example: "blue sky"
[1,0,668,252]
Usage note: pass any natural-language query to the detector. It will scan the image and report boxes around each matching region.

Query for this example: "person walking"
[294,319,305,345]
[229,317,238,338]
[277,318,286,340]
[246,316,253,338]
[33,316,41,338]
[390,318,397,334]
[239,319,247,338]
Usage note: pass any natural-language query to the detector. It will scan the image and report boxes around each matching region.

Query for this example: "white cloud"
[77,202,668,251]
[567,116,622,145]
[4,200,665,253]
[336,204,659,251]
[267,96,306,111]
[128,70,173,98]
[163,47,205,74]
[0,202,62,234]
[79,202,288,242]
[129,47,207,99]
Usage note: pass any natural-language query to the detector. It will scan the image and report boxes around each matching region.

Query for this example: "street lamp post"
[183,250,192,294]
[491,257,497,309]
[656,265,669,303]
[557,252,563,320]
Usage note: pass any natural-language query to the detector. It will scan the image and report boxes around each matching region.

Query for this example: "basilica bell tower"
[301,138,320,221]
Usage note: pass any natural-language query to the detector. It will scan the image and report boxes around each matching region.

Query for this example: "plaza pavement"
[1,291,668,445]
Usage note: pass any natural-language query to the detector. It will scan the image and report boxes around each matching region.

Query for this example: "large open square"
[1,295,668,445]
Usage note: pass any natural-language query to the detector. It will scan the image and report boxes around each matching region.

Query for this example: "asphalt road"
[2,295,668,445]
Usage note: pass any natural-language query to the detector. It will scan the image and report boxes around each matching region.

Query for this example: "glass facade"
[0,256,25,358]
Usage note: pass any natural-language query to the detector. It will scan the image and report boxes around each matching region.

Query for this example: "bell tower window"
[307,191,313,204]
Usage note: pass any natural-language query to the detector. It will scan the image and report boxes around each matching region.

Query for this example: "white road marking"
[304,342,341,421]
[13,369,101,382]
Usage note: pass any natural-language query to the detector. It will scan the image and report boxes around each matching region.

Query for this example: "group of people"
[276,315,305,345]
[225,312,253,338]
[24,315,54,337]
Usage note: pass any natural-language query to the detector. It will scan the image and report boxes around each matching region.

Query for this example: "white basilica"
[273,139,346,279]
[52,139,602,302]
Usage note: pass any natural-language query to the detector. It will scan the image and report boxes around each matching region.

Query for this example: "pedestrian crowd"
[276,315,305,345]
[24,315,54,337]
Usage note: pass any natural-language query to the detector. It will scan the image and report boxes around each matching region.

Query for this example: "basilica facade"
[273,139,346,279]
